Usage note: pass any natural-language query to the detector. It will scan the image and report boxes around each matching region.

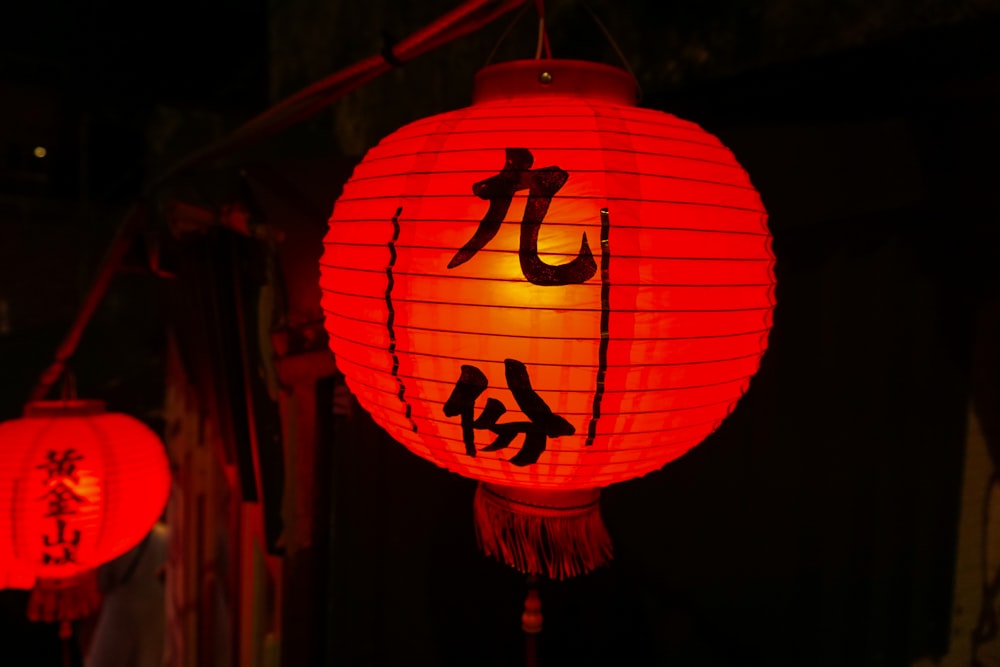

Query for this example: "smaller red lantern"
[0,400,171,626]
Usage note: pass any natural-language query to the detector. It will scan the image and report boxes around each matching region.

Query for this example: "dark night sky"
[0,1,270,219]
[1,0,268,107]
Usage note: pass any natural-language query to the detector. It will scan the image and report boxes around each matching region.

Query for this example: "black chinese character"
[39,481,84,518]
[36,449,83,483]
[447,148,597,286]
[443,359,575,467]
[43,518,81,548]
[42,547,77,565]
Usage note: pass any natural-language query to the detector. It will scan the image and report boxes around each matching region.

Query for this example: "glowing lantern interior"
[0,401,171,585]
[321,60,774,490]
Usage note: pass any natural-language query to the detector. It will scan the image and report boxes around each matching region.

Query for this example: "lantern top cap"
[473,59,636,106]
[24,399,107,418]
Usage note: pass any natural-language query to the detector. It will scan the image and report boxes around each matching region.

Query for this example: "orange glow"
[320,60,774,490]
[0,400,171,586]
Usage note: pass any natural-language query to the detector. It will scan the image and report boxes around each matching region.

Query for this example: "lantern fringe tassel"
[27,570,102,627]
[473,483,613,580]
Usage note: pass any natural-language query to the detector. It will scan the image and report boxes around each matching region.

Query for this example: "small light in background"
[33,146,47,159]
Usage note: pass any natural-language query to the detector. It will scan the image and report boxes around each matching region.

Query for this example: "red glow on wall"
[0,400,171,589]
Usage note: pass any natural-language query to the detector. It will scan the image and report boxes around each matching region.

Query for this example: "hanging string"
[533,0,552,59]
[522,575,542,667]
[484,0,549,65]
[580,0,642,100]
[484,2,532,66]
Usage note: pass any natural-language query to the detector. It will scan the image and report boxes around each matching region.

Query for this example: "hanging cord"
[483,2,532,66]
[522,575,542,667]
[533,0,552,59]
[580,0,642,101]
[28,0,530,402]
[484,0,550,66]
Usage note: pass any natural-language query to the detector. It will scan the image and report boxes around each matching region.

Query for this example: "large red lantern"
[0,400,171,622]
[321,60,774,578]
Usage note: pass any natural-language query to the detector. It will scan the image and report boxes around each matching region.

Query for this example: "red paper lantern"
[320,60,774,578]
[0,400,171,620]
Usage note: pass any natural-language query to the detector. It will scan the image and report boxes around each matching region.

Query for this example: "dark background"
[1,1,999,665]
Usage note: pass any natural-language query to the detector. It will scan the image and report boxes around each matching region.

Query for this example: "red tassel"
[27,570,102,624]
[473,483,613,580]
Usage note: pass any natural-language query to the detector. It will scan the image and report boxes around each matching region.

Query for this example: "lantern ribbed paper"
[321,60,774,578]
[0,400,170,608]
